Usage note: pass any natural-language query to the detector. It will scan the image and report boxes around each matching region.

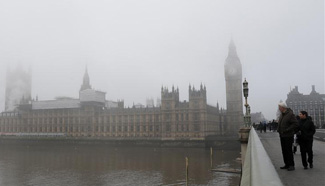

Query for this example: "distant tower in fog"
[80,66,92,91]
[224,39,244,134]
[5,65,32,111]
[146,98,155,107]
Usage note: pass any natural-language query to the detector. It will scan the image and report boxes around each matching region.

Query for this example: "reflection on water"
[0,143,241,186]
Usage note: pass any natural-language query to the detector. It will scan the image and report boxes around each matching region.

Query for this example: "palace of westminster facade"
[0,41,244,140]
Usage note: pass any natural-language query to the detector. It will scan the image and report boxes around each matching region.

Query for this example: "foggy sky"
[0,0,324,120]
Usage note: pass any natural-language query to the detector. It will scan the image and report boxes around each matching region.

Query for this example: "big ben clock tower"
[224,40,244,134]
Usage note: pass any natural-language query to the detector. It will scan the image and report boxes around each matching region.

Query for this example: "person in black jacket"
[277,102,298,171]
[298,111,316,169]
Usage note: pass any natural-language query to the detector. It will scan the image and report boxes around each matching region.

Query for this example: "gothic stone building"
[286,85,325,128]
[0,41,243,139]
[0,84,226,140]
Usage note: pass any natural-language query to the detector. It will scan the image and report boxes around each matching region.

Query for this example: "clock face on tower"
[227,67,237,76]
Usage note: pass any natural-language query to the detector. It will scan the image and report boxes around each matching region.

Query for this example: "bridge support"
[239,127,251,166]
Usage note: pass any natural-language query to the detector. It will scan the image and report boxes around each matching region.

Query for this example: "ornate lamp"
[243,79,249,106]
[243,79,251,127]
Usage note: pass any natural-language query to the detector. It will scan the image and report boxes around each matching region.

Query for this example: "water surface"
[0,143,241,186]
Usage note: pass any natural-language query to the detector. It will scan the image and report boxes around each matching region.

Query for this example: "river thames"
[0,143,241,186]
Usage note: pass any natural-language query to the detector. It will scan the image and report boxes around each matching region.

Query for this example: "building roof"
[32,99,80,110]
[287,85,325,102]
[79,89,106,103]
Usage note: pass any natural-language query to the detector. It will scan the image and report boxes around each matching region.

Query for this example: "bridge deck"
[258,131,325,186]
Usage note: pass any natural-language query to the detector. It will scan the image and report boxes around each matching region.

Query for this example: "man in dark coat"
[277,102,298,171]
[298,111,316,169]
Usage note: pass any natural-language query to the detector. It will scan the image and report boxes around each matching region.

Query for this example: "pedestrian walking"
[277,102,298,171]
[259,122,263,133]
[272,120,278,132]
[263,122,267,133]
[297,111,316,169]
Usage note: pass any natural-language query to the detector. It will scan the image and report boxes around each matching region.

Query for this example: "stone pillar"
[239,127,251,166]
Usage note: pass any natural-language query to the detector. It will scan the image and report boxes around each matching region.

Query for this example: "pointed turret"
[80,66,92,91]
[227,39,238,58]
[310,85,318,95]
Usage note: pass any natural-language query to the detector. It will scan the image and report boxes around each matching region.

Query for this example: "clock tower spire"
[224,39,244,134]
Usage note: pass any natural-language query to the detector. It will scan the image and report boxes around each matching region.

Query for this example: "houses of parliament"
[0,41,244,140]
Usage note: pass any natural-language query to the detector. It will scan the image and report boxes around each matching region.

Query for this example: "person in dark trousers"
[272,120,278,132]
[269,121,272,131]
[297,111,316,169]
[277,102,298,171]
[259,122,263,133]
[263,123,267,133]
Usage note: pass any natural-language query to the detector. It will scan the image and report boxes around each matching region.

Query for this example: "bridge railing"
[240,127,283,186]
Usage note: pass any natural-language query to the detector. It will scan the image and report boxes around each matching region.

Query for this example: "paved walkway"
[258,131,325,186]
[314,129,325,141]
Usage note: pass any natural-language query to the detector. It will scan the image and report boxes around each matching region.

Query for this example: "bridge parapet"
[240,128,283,186]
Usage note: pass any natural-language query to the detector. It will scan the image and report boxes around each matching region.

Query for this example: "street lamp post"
[239,78,251,168]
[243,79,251,127]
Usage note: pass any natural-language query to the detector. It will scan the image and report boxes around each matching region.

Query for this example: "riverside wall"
[0,135,240,150]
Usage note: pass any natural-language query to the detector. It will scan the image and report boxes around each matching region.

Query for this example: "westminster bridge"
[240,128,325,186]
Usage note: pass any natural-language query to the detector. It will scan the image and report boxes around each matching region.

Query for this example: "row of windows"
[292,109,325,115]
[165,124,199,132]
[0,123,198,133]
[0,118,202,127]
[0,112,205,125]
[0,112,19,117]
[27,109,79,117]
[292,107,325,113]
[0,125,162,133]
[0,120,163,125]
[291,105,324,109]
[289,101,324,105]
[28,108,163,116]
[20,114,162,123]
[21,112,203,121]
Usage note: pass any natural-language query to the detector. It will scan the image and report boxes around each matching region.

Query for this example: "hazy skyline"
[0,0,324,120]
